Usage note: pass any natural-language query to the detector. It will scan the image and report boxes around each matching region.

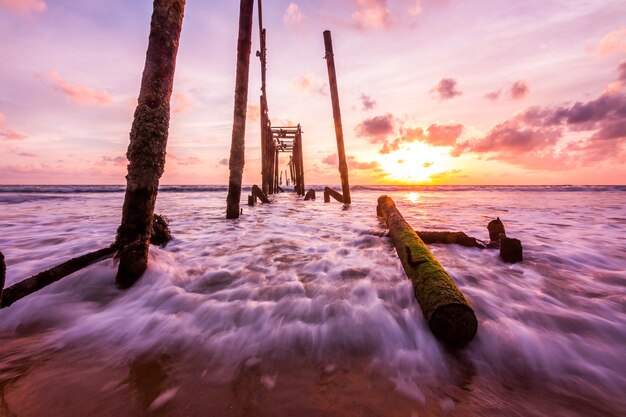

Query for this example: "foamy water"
[0,185,625,416]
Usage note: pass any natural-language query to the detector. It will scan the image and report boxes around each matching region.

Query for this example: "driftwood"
[377,195,478,347]
[323,31,351,204]
[226,0,255,219]
[251,184,270,203]
[0,251,5,305]
[323,187,344,203]
[115,0,186,289]
[0,216,172,308]
[1,245,117,308]
[417,231,485,249]
[304,189,316,201]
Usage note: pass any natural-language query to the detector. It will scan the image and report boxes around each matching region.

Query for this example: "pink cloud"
[292,73,327,95]
[172,92,194,114]
[284,3,305,26]
[359,93,376,110]
[168,153,202,166]
[42,71,112,106]
[322,153,381,170]
[453,64,626,169]
[351,0,390,29]
[0,0,46,16]
[485,89,501,101]
[98,156,127,166]
[18,152,38,157]
[510,80,530,100]
[247,104,261,123]
[0,112,28,141]
[355,113,395,143]
[425,123,464,146]
[431,78,462,100]
[596,28,626,57]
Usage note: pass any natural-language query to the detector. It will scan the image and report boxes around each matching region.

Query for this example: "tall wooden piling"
[323,30,351,205]
[115,0,186,289]
[226,0,255,219]
[0,251,5,305]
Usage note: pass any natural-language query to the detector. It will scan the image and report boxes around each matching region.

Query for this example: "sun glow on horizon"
[376,142,456,184]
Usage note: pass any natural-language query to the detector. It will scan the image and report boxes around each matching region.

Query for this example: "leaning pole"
[323,30,351,205]
[115,0,186,289]
[226,0,255,219]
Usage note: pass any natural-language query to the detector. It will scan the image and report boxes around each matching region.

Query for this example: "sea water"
[0,185,624,416]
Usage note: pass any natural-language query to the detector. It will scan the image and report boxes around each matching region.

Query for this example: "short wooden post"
[304,189,316,201]
[226,0,255,219]
[323,30,351,205]
[323,187,344,203]
[115,0,186,289]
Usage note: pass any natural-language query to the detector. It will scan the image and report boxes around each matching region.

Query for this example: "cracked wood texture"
[377,195,478,347]
[116,0,186,288]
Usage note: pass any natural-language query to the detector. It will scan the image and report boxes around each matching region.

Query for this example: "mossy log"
[377,195,478,347]
[304,189,316,201]
[323,187,344,203]
[1,245,117,308]
[251,184,270,204]
[0,251,5,306]
[416,231,485,249]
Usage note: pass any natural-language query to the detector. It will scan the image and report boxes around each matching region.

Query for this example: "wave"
[0,184,623,194]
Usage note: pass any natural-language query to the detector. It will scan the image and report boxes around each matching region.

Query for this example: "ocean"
[0,185,624,416]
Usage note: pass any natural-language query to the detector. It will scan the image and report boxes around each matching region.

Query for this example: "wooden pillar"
[0,251,5,306]
[115,0,186,289]
[260,96,268,195]
[323,30,351,204]
[274,147,279,193]
[226,0,255,219]
[296,126,305,196]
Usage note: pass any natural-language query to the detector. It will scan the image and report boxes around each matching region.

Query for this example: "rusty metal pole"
[226,0,255,219]
[115,0,186,289]
[323,30,351,204]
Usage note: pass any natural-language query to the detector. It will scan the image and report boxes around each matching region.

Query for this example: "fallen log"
[416,231,485,249]
[323,187,344,203]
[377,195,478,347]
[251,184,270,203]
[1,245,117,308]
[304,189,316,201]
[0,251,5,305]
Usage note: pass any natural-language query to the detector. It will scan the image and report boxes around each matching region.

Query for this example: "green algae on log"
[115,0,186,288]
[1,245,117,308]
[377,195,478,347]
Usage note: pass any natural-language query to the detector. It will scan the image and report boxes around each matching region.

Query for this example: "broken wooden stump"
[150,214,171,247]
[500,235,523,263]
[324,187,344,203]
[115,0,186,289]
[0,251,5,305]
[304,189,316,201]
[247,195,255,206]
[251,184,270,204]
[1,245,117,308]
[488,217,506,245]
[417,231,485,249]
[377,195,478,347]
[226,0,255,219]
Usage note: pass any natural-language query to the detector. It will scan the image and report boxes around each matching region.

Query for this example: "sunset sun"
[377,142,455,184]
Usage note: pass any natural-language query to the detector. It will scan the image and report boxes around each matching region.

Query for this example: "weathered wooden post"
[115,0,186,289]
[377,196,478,347]
[0,251,5,305]
[323,30,351,205]
[296,125,305,196]
[226,0,255,219]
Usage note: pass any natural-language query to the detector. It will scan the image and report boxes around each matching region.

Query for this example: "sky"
[1,0,625,185]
